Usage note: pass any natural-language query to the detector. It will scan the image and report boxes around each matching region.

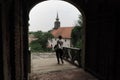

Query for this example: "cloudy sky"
[28,0,81,32]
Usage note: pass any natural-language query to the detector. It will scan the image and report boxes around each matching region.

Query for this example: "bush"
[29,31,54,52]
[30,40,43,52]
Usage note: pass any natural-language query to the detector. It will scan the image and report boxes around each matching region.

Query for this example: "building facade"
[48,14,74,49]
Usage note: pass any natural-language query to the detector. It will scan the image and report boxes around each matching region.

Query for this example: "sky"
[28,0,81,32]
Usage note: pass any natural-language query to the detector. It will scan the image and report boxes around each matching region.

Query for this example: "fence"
[63,47,82,67]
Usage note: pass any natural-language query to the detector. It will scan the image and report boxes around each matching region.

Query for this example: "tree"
[29,31,54,52]
[71,15,83,48]
[30,40,42,52]
[37,32,54,50]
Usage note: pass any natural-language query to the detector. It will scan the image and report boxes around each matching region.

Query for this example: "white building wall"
[48,38,71,50]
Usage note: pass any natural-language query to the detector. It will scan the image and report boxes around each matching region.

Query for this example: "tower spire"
[56,12,59,21]
[54,12,60,29]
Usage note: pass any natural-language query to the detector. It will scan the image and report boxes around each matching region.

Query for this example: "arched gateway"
[0,0,120,80]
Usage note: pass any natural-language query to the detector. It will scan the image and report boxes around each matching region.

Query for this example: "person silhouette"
[54,35,64,64]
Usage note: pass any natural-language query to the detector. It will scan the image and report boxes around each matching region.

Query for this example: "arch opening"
[28,0,86,79]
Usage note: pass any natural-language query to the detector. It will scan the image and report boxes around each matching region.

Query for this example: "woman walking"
[54,35,64,64]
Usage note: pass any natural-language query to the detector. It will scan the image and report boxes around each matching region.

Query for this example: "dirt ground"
[29,68,98,80]
[29,53,98,80]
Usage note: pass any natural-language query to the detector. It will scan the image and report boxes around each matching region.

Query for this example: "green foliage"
[76,39,82,48]
[77,15,83,26]
[31,31,43,38]
[29,31,54,52]
[71,15,83,48]
[30,40,43,52]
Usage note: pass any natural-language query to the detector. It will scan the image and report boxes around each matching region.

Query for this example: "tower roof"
[54,13,60,29]
[56,13,59,21]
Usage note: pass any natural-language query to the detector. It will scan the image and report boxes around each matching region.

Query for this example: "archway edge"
[27,0,86,68]
[27,0,85,18]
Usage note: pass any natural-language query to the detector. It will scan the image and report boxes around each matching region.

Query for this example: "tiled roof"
[51,27,74,38]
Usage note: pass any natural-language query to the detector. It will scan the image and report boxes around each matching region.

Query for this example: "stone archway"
[1,0,120,80]
[21,0,120,80]
[27,0,86,69]
[0,5,4,80]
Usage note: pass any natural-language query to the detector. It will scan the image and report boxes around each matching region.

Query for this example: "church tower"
[54,13,60,29]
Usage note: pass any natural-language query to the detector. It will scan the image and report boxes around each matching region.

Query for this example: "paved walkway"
[29,52,98,80]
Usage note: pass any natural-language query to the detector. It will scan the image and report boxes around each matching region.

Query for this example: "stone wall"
[0,0,120,80]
